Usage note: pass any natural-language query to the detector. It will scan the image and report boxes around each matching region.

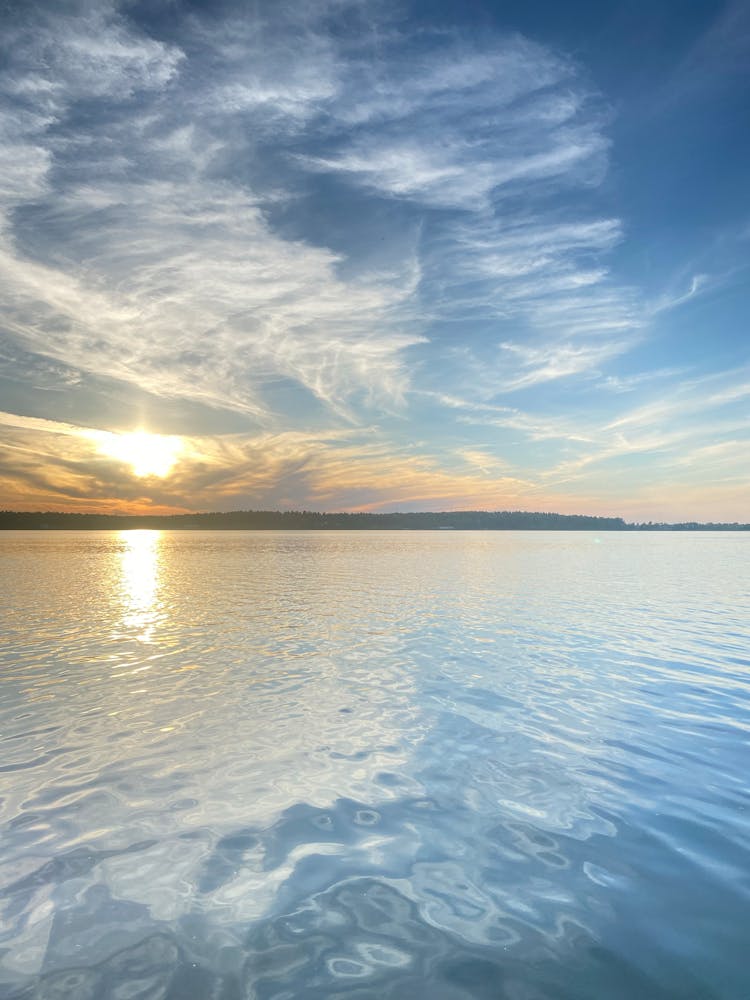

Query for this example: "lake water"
[1,530,749,999]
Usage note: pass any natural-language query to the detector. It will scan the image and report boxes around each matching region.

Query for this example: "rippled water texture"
[1,530,749,999]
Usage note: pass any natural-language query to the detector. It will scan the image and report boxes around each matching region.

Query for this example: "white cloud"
[539,369,750,484]
[0,181,423,418]
[599,367,688,393]
[304,38,608,210]
[650,272,710,314]
[2,3,182,102]
[0,3,632,427]
[496,339,632,390]
[0,5,428,421]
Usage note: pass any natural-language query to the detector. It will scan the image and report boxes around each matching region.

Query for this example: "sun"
[91,429,184,478]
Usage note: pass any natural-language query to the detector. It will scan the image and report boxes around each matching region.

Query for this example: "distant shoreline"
[1,510,748,531]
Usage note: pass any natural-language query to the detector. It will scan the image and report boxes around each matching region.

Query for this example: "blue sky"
[0,0,748,519]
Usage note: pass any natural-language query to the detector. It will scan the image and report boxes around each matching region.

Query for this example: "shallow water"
[1,529,749,999]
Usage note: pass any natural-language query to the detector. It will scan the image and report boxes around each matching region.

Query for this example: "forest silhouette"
[1,510,747,531]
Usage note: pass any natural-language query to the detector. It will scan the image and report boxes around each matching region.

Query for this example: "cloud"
[428,364,750,520]
[305,133,605,211]
[202,8,340,124]
[2,2,182,101]
[0,0,637,431]
[0,181,423,419]
[539,369,750,485]
[599,367,688,393]
[304,35,607,210]
[495,339,633,391]
[650,272,710,315]
[603,369,750,433]
[0,2,426,424]
[414,213,638,397]
[450,403,593,444]
[293,25,642,394]
[674,439,750,470]
[457,449,512,476]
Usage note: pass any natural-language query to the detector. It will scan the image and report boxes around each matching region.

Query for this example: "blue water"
[1,530,749,999]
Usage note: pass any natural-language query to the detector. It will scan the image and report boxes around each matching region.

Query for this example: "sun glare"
[91,429,183,478]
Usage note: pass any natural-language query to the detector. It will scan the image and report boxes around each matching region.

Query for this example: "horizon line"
[1,509,749,530]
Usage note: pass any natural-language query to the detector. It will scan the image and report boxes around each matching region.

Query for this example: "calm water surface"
[1,530,749,999]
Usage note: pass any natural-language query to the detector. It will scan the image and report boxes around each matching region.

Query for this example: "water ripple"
[1,530,749,997]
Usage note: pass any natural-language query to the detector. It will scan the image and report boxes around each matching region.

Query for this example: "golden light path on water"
[119,530,161,642]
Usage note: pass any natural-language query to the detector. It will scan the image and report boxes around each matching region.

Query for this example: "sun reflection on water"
[119,530,162,642]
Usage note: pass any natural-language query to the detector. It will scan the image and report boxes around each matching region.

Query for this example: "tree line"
[1,509,748,530]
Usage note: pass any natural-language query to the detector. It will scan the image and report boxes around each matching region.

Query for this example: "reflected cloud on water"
[1,532,750,998]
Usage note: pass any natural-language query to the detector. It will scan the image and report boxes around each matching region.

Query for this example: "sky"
[0,0,748,521]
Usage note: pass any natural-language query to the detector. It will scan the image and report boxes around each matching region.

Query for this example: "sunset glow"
[91,431,183,479]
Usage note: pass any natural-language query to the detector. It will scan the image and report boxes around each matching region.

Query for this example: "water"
[1,530,749,999]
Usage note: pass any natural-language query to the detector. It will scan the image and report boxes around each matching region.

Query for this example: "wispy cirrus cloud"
[539,368,750,487]
[419,210,641,396]
[301,33,642,395]
[429,365,750,519]
[2,2,181,101]
[0,0,425,424]
[0,0,637,433]
[495,338,634,391]
[304,35,608,210]
[0,180,422,419]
